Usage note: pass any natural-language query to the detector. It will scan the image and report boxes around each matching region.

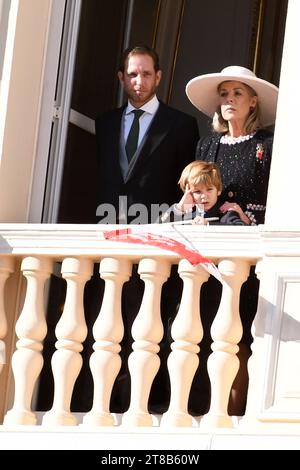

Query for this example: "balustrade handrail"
[0,223,263,260]
[1,223,299,258]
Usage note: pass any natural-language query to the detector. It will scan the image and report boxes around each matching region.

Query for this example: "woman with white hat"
[186,65,278,225]
[185,66,279,416]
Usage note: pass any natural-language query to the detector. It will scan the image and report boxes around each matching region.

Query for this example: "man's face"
[118,53,162,107]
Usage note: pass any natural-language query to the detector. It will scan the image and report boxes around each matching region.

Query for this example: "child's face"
[189,183,220,211]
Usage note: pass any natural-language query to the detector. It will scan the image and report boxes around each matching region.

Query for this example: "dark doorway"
[56,0,287,225]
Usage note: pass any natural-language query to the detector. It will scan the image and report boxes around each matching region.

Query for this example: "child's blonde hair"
[179,161,222,192]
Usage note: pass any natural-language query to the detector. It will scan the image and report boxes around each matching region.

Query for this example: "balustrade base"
[200,413,233,428]
[2,423,300,450]
[42,411,77,427]
[160,411,192,427]
[122,411,153,427]
[4,409,37,426]
[82,412,115,427]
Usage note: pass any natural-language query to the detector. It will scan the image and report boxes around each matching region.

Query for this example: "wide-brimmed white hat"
[186,65,279,127]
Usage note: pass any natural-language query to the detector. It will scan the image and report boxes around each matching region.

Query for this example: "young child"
[160,160,250,225]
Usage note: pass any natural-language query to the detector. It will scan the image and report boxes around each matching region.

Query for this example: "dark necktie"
[125,109,144,163]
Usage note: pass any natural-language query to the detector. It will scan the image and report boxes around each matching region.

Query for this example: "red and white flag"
[104,227,222,283]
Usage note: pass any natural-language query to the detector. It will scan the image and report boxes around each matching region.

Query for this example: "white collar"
[126,95,159,115]
[220,132,256,145]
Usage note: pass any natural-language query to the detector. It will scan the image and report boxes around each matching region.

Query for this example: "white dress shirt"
[124,95,160,147]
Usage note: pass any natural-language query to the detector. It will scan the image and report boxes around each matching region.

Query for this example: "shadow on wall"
[0,236,13,254]
[254,294,300,342]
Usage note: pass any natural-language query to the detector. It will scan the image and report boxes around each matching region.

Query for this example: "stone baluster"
[161,259,210,427]
[201,259,250,428]
[0,257,15,374]
[4,256,52,425]
[83,258,132,426]
[122,258,170,427]
[43,257,93,426]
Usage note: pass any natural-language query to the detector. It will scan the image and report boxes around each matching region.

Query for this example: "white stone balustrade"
[122,258,171,427]
[202,259,251,428]
[0,257,15,372]
[3,224,295,432]
[4,256,52,425]
[83,257,132,427]
[43,257,93,426]
[161,259,210,427]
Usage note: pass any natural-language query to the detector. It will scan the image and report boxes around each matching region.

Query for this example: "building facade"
[0,0,300,450]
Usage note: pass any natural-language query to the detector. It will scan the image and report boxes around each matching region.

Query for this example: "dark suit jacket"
[95,101,199,223]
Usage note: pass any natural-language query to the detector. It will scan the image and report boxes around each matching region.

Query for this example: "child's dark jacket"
[160,199,247,225]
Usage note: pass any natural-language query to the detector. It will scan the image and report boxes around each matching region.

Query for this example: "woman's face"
[218,81,257,125]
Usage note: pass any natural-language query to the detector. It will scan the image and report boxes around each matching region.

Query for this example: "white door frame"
[28,0,82,223]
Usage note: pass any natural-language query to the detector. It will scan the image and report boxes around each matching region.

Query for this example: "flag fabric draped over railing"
[103,227,222,283]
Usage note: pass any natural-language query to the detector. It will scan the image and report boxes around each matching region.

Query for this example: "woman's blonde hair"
[179,161,222,192]
[212,81,261,134]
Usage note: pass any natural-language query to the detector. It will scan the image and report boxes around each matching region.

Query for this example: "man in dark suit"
[95,45,199,224]
[94,45,199,413]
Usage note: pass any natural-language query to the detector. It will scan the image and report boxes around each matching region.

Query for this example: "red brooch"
[256,143,264,163]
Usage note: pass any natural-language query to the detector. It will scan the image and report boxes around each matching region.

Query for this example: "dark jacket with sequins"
[195,129,273,224]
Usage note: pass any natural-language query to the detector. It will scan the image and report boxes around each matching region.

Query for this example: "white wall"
[0,0,52,222]
[265,0,300,230]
